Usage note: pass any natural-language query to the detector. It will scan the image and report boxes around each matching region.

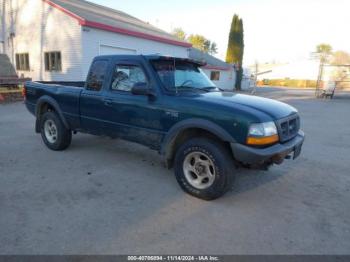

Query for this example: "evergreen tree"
[226,14,244,90]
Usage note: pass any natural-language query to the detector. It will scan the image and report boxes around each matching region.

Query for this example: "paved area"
[0,88,350,254]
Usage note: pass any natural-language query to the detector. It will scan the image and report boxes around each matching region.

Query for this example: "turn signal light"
[247,134,279,146]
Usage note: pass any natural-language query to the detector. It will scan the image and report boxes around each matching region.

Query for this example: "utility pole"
[313,44,332,98]
[315,61,324,98]
[1,0,7,54]
[251,61,258,95]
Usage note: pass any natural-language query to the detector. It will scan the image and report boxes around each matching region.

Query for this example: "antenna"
[173,57,177,94]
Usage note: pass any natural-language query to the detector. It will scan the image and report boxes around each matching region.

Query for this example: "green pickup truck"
[24,55,304,200]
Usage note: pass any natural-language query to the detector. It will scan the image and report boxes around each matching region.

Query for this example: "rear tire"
[174,137,235,200]
[40,111,72,151]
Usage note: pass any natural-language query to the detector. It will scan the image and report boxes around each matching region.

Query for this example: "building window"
[44,51,62,71]
[86,60,108,91]
[210,71,220,81]
[15,53,30,71]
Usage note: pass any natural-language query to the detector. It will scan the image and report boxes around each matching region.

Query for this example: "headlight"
[247,121,279,145]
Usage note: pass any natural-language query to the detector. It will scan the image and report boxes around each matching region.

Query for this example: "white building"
[189,48,236,91]
[0,0,236,90]
[253,60,319,81]
[0,0,191,81]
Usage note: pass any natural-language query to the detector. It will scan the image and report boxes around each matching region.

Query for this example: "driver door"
[101,61,164,149]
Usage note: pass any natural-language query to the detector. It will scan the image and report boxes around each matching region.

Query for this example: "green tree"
[188,34,218,55]
[172,28,186,40]
[172,28,218,55]
[316,43,332,63]
[331,50,350,65]
[209,42,218,55]
[187,34,207,51]
[226,14,244,90]
[203,39,211,53]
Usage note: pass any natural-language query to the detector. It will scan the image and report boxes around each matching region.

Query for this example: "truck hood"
[190,92,298,120]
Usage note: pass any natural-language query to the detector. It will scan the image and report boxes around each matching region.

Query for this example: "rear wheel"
[40,111,72,151]
[174,138,235,200]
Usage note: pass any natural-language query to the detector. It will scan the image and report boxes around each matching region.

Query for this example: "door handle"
[103,99,113,106]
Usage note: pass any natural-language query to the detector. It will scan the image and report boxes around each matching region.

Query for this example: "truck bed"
[37,81,85,87]
[25,81,84,130]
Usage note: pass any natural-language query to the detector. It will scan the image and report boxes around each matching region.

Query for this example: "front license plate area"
[293,143,302,159]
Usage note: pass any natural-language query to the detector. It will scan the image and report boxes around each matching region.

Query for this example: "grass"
[258,79,317,88]
[0,87,23,94]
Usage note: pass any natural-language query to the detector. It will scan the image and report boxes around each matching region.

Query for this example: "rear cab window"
[86,60,109,91]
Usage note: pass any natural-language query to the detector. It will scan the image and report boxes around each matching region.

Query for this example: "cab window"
[86,60,108,91]
[111,65,147,92]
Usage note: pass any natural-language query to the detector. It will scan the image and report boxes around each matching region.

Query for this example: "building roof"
[44,0,191,47]
[188,48,232,71]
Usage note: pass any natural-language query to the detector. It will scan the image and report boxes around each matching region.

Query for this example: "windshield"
[151,60,216,91]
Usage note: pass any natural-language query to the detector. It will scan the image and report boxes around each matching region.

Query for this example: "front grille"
[276,114,300,142]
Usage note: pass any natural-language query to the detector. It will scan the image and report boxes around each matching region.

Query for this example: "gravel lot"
[0,87,349,254]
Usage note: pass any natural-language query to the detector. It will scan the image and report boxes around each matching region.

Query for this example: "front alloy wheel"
[183,151,216,190]
[174,137,235,200]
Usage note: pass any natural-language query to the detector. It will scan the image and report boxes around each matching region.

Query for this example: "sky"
[89,0,349,65]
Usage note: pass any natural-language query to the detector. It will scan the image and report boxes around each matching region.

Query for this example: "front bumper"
[230,131,305,165]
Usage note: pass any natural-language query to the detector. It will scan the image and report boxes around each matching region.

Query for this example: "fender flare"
[35,96,70,132]
[160,118,236,159]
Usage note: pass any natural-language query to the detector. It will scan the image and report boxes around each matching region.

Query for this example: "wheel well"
[38,102,55,117]
[165,128,233,168]
[35,102,57,133]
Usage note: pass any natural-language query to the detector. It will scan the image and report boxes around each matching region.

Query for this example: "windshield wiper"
[198,86,219,92]
[171,86,217,93]
[172,86,202,92]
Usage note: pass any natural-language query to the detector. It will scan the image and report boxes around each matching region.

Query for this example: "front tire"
[40,111,72,151]
[174,138,235,200]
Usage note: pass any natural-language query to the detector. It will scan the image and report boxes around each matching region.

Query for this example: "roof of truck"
[94,54,206,67]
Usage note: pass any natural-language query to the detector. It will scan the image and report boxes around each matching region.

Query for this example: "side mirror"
[131,82,154,96]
